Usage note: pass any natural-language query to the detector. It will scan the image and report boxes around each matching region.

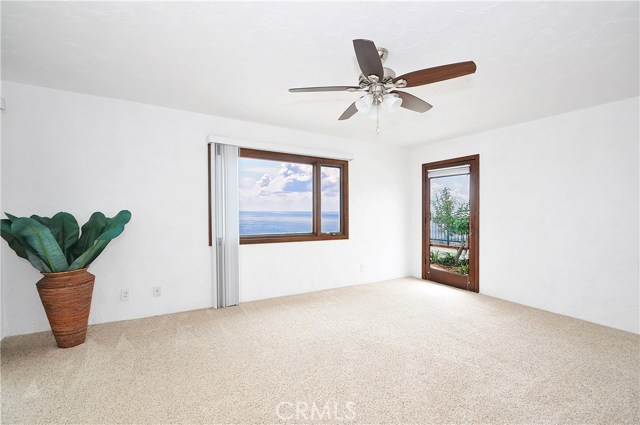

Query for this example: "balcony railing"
[430,223,466,247]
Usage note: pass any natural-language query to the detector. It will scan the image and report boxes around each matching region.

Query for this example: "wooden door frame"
[422,155,479,293]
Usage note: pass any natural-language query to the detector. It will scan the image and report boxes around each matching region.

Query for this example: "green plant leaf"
[49,212,79,259]
[67,240,110,271]
[97,210,131,240]
[11,217,69,272]
[68,210,131,270]
[1,218,28,260]
[25,247,52,272]
[30,214,52,227]
[70,212,107,263]
[5,213,19,221]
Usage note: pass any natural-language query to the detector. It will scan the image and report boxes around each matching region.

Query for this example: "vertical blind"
[211,143,240,308]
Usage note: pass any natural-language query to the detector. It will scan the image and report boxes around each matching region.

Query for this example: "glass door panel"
[429,173,470,282]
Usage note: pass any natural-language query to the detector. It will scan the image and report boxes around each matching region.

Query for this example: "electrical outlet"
[120,289,130,301]
[152,286,161,297]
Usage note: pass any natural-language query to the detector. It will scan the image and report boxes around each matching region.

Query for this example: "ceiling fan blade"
[391,91,433,113]
[353,39,384,79]
[289,86,359,93]
[338,102,358,120]
[395,61,476,87]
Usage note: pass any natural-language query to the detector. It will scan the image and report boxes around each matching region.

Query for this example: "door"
[422,155,479,292]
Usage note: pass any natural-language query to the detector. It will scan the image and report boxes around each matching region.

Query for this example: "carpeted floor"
[2,278,639,424]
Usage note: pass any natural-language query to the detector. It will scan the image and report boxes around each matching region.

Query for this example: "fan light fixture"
[355,94,373,113]
[354,93,404,133]
[384,93,403,112]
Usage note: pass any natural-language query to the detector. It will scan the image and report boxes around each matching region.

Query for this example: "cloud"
[279,163,312,193]
[239,160,348,212]
[430,175,469,204]
[321,167,340,194]
[258,174,272,188]
[280,162,309,177]
[239,161,313,211]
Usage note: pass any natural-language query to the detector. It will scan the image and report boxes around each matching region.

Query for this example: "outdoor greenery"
[1,211,131,273]
[430,187,470,275]
[430,250,469,275]
[432,187,469,262]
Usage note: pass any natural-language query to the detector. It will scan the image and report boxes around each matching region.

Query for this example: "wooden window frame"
[237,148,349,245]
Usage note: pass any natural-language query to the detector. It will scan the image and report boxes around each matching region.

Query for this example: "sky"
[238,158,340,212]
[430,174,470,205]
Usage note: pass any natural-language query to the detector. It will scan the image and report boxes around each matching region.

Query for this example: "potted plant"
[1,210,131,348]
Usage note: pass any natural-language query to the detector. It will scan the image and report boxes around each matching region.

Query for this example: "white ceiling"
[2,1,638,146]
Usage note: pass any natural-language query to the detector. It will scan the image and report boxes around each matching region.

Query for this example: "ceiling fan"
[289,39,476,132]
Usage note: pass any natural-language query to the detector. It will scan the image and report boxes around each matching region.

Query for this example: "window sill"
[240,234,348,245]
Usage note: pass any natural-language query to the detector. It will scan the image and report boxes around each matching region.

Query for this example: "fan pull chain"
[376,104,380,135]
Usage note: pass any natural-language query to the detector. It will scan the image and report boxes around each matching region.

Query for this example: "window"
[238,148,348,244]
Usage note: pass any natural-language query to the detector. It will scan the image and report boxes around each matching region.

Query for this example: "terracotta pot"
[36,268,95,348]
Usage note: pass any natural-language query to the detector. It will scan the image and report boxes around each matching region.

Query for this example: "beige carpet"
[2,278,639,424]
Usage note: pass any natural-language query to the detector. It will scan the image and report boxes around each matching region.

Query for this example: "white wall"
[408,97,640,334]
[0,81,410,337]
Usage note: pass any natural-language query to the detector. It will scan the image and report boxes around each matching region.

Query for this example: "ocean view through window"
[238,149,348,243]
[239,211,340,235]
